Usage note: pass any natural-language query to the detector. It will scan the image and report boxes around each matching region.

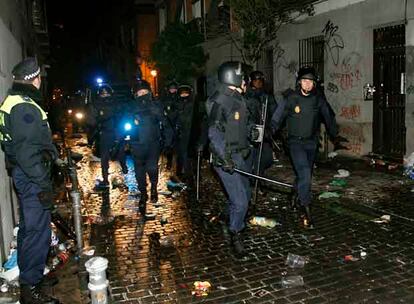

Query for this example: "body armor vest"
[129,103,161,144]
[286,92,320,139]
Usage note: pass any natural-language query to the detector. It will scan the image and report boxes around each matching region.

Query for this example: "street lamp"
[150,70,158,96]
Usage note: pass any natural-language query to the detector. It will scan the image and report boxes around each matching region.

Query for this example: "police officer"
[0,58,61,303]
[160,81,179,170]
[88,85,119,189]
[129,80,165,214]
[175,84,195,179]
[245,71,278,176]
[271,66,338,228]
[207,61,257,255]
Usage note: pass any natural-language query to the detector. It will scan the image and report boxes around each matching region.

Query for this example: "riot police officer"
[175,84,195,179]
[129,80,165,214]
[207,61,257,255]
[0,58,61,303]
[160,81,179,170]
[245,71,278,176]
[271,66,338,228]
[88,85,118,189]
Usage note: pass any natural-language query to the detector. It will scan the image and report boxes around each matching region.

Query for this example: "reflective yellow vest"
[0,95,48,142]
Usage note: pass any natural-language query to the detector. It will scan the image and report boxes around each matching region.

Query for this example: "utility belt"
[211,147,251,167]
[288,135,318,141]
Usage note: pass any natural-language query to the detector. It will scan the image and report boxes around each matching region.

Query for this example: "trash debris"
[159,190,172,196]
[328,152,338,159]
[166,180,187,192]
[0,266,19,282]
[0,284,8,293]
[192,281,211,297]
[360,251,367,258]
[159,235,176,248]
[253,289,270,298]
[343,255,359,262]
[334,169,350,178]
[329,179,347,187]
[281,275,304,288]
[372,214,391,224]
[249,216,279,228]
[160,216,168,225]
[318,191,341,199]
[111,174,125,189]
[4,250,17,270]
[153,201,163,207]
[145,213,156,220]
[82,246,96,256]
[216,285,228,290]
[285,253,308,269]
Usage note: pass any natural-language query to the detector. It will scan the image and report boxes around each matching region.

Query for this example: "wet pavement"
[65,135,414,303]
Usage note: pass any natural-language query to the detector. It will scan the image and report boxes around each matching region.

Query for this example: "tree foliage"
[151,22,207,84]
[228,0,315,65]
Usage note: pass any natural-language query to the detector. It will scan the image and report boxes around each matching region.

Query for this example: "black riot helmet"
[97,85,113,97]
[218,61,247,87]
[296,66,317,82]
[250,71,265,81]
[134,79,151,94]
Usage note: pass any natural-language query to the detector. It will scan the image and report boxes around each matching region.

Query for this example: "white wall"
[0,16,22,263]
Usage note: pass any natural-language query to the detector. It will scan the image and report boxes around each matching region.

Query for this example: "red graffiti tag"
[339,105,361,120]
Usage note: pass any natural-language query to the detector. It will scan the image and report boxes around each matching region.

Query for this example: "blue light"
[96,78,103,84]
[124,122,132,131]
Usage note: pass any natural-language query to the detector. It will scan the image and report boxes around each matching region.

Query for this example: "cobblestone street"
[54,134,414,304]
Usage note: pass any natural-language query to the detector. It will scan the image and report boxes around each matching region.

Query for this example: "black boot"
[290,193,299,211]
[150,186,158,202]
[139,192,148,215]
[20,284,60,304]
[303,206,314,229]
[230,231,245,255]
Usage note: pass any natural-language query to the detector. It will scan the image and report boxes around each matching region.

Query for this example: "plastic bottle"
[285,253,307,268]
[249,216,278,228]
[281,275,304,288]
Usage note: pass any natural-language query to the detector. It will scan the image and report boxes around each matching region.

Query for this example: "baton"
[196,151,201,201]
[234,168,293,188]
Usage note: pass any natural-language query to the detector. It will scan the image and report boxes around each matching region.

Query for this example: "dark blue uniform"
[89,95,118,184]
[0,83,58,287]
[271,89,338,206]
[175,95,194,177]
[245,88,278,175]
[128,94,164,197]
[160,92,178,169]
[208,87,252,233]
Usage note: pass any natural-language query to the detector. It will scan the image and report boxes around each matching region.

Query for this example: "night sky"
[45,0,135,94]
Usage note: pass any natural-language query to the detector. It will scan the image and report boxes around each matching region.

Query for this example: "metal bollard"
[85,257,109,304]
[70,190,83,254]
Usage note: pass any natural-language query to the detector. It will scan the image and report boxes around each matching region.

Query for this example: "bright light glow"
[96,78,103,84]
[124,122,132,131]
[75,112,84,120]
[67,109,73,114]
[150,70,157,77]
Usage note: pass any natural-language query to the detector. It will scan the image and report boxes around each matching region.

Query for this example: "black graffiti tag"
[322,20,344,66]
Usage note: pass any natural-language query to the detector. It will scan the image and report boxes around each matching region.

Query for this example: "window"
[298,35,324,82]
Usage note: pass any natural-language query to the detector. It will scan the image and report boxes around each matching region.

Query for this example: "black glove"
[222,157,235,174]
[250,127,260,141]
[38,191,55,210]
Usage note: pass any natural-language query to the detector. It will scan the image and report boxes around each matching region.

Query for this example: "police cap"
[166,81,178,90]
[177,84,192,96]
[297,66,317,81]
[12,57,41,81]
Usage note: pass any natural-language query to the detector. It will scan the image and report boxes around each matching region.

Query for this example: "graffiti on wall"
[340,124,365,155]
[274,46,297,88]
[407,85,414,95]
[339,104,361,120]
[322,20,344,66]
[330,52,363,91]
